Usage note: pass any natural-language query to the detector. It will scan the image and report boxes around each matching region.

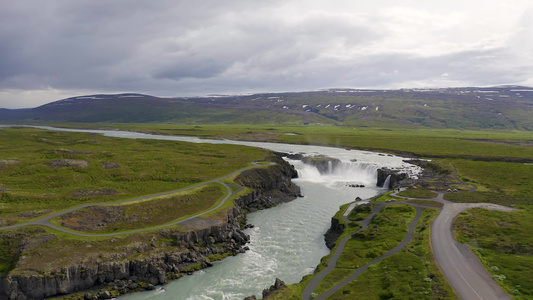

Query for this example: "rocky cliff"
[278,153,341,175]
[234,154,301,212]
[324,216,346,250]
[376,168,408,189]
[1,207,249,300]
[0,155,300,300]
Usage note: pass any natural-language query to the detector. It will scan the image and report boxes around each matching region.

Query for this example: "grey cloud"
[153,58,229,80]
[0,0,531,108]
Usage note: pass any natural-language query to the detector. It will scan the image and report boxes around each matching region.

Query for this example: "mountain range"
[1,86,532,130]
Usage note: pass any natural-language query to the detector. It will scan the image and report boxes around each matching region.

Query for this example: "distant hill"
[1,87,532,130]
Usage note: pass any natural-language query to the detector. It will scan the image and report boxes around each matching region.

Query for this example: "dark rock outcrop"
[0,154,300,300]
[402,159,453,190]
[376,168,408,189]
[301,156,341,175]
[276,152,341,175]
[1,207,248,300]
[234,155,301,212]
[324,216,345,250]
[276,152,304,161]
[262,278,286,299]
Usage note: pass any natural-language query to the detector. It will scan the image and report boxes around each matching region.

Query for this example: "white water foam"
[291,159,379,187]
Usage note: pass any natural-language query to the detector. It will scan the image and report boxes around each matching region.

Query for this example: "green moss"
[370,192,402,203]
[347,203,374,221]
[398,188,438,199]
[180,263,203,273]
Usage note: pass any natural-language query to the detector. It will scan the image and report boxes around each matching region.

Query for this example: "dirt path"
[302,201,422,300]
[0,162,271,236]
[303,187,517,300]
[394,190,516,300]
[452,166,477,192]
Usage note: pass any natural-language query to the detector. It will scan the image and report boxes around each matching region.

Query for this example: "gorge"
[0,126,420,300]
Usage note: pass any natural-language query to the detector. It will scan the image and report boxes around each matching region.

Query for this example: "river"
[7,126,420,299]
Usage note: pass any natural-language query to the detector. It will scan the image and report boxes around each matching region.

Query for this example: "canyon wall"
[1,155,300,300]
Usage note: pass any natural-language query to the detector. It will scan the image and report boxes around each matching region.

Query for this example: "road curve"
[0,162,272,236]
[431,201,515,300]
[304,187,517,300]
[393,190,516,300]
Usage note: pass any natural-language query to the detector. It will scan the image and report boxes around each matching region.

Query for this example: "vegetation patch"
[442,159,533,205]
[347,203,374,221]
[326,253,437,299]
[398,187,438,199]
[120,125,533,159]
[454,207,533,298]
[315,204,416,294]
[403,208,456,299]
[0,128,266,224]
[72,189,119,197]
[57,184,225,233]
[101,161,120,169]
[317,208,456,299]
[3,227,161,275]
[0,227,50,278]
[0,159,21,168]
[45,159,90,168]
[370,192,403,204]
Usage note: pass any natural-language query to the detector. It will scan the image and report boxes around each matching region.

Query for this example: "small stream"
[7,126,420,299]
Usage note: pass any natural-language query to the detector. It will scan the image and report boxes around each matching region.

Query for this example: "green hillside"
[1,86,532,130]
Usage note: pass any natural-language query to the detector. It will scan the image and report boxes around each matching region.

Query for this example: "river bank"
[0,154,300,300]
[1,125,420,300]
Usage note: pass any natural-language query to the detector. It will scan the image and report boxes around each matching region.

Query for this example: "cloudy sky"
[1,0,532,108]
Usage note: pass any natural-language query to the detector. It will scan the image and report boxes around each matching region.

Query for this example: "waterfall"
[382,175,392,189]
[292,160,379,186]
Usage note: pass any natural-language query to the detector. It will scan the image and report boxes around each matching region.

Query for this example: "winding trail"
[303,188,518,300]
[451,166,477,192]
[302,201,422,300]
[0,162,271,237]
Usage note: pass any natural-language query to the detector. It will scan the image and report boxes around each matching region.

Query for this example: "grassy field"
[398,188,439,199]
[0,127,267,225]
[0,127,273,279]
[150,124,530,299]
[441,159,533,205]
[81,124,533,159]
[336,205,416,269]
[314,205,417,295]
[2,123,532,298]
[454,207,533,299]
[53,183,225,233]
[269,206,456,300]
[327,205,457,300]
[347,203,374,221]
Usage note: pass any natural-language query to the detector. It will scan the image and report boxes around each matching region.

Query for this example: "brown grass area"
[58,184,225,233]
